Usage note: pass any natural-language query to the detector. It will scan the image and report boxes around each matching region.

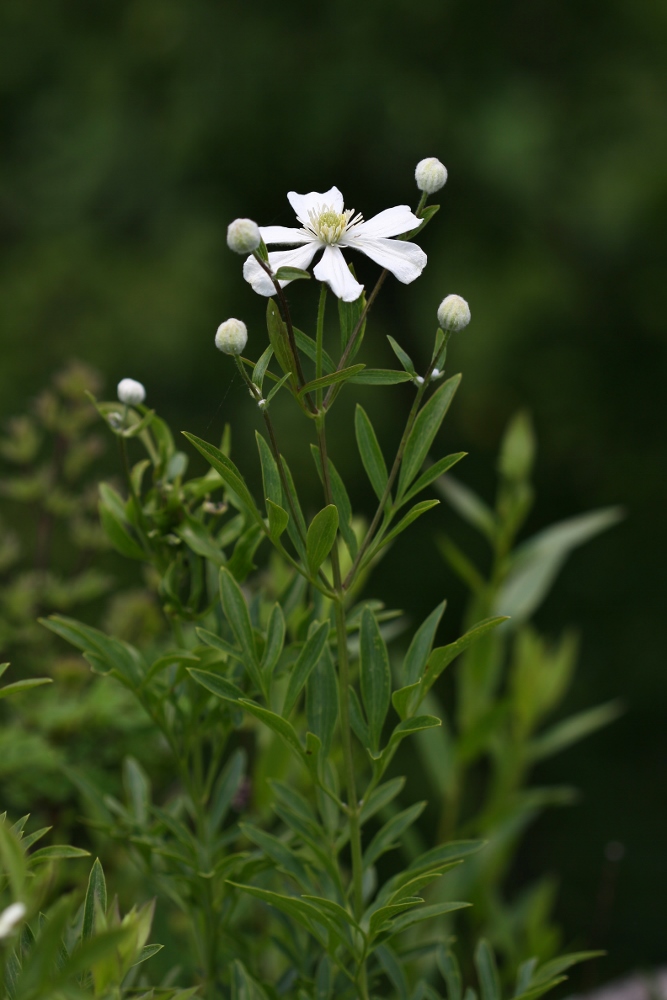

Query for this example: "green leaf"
[368,898,424,938]
[363,802,426,869]
[83,858,107,940]
[266,299,295,378]
[256,432,283,508]
[252,344,274,390]
[360,607,391,751]
[266,371,293,404]
[378,500,440,549]
[188,668,245,702]
[194,629,243,661]
[29,845,90,865]
[436,474,497,541]
[348,369,413,385]
[227,882,335,944]
[219,568,262,690]
[239,700,304,762]
[399,453,467,507]
[359,777,406,826]
[409,840,486,874]
[306,505,339,576]
[405,203,440,239]
[475,940,501,1000]
[175,513,225,566]
[310,445,357,559]
[306,642,339,756]
[132,943,164,967]
[267,499,289,540]
[387,900,470,935]
[0,677,52,700]
[404,601,447,685]
[182,433,263,526]
[437,946,462,1000]
[422,617,508,696]
[387,336,417,376]
[527,701,622,762]
[531,951,604,986]
[349,687,371,749]
[372,716,441,767]
[298,364,366,398]
[283,621,330,717]
[240,823,312,890]
[355,405,388,502]
[399,375,461,496]
[494,507,623,624]
[294,327,335,374]
[41,615,145,687]
[274,266,312,281]
[98,483,146,560]
[261,603,286,680]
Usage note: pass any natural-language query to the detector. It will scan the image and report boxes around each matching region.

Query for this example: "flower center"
[305,204,364,245]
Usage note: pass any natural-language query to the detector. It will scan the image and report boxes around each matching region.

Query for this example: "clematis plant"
[43,159,601,999]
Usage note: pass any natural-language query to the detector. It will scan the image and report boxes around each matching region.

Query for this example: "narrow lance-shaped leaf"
[266,299,295,378]
[252,344,274,390]
[399,452,467,508]
[387,336,416,376]
[219,568,263,691]
[309,444,357,559]
[182,433,263,526]
[282,621,330,717]
[475,939,501,1000]
[398,374,462,496]
[348,370,413,385]
[403,600,447,685]
[261,603,286,680]
[360,607,391,751]
[422,617,508,697]
[306,642,339,756]
[306,505,339,576]
[83,858,107,940]
[527,700,622,762]
[362,801,426,869]
[355,405,388,502]
[299,364,366,398]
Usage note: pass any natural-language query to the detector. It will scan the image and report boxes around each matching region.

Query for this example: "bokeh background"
[1,0,665,981]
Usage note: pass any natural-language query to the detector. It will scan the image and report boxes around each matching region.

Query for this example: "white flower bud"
[227,218,261,254]
[415,157,448,194]
[117,378,146,406]
[0,902,26,939]
[215,318,248,356]
[437,294,471,332]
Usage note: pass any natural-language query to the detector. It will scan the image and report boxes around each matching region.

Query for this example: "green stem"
[315,419,368,999]
[316,283,327,410]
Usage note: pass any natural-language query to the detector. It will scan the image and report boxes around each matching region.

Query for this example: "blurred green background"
[1,0,665,981]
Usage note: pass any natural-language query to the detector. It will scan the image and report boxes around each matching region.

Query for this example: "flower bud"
[117,378,146,405]
[227,218,261,254]
[437,294,470,332]
[215,318,248,356]
[415,157,448,194]
[0,902,26,939]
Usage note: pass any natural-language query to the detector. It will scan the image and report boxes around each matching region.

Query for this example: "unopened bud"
[0,902,26,939]
[437,294,470,332]
[215,318,248,356]
[227,218,261,254]
[415,157,448,194]
[117,378,146,406]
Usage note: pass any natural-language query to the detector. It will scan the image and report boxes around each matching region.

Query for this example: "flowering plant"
[22,159,609,999]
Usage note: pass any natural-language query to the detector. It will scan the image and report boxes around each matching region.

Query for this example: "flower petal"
[313,245,364,302]
[348,237,427,284]
[260,226,312,245]
[345,204,421,240]
[243,244,321,296]
[287,187,344,225]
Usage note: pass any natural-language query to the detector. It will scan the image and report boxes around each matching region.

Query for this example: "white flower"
[0,902,26,939]
[243,187,427,303]
[117,378,146,405]
[227,218,261,254]
[215,318,248,355]
[437,294,471,332]
[415,157,448,194]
